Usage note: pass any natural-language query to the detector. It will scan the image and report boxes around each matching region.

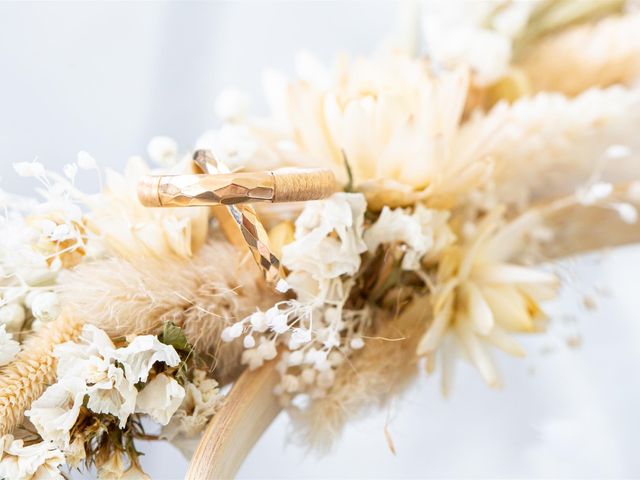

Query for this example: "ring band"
[138,168,337,208]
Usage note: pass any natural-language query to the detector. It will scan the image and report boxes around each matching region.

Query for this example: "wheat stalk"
[0,313,84,436]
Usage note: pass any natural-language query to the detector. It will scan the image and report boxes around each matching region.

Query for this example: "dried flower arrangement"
[2,1,640,478]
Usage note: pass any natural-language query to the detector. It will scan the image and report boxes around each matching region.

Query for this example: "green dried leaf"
[160,321,192,353]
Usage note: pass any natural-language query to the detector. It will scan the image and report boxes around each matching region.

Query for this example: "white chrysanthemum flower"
[135,373,185,425]
[417,209,559,393]
[260,51,497,210]
[85,156,209,260]
[25,377,87,448]
[114,335,181,384]
[0,435,65,480]
[0,325,20,367]
[364,204,455,270]
[282,192,367,280]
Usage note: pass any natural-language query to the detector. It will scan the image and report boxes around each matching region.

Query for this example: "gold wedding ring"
[137,168,337,208]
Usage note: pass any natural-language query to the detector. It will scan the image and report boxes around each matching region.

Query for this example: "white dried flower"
[0,435,64,480]
[147,136,178,167]
[365,204,454,270]
[0,325,20,366]
[25,377,87,448]
[114,334,181,383]
[135,373,185,426]
[85,363,138,428]
[31,292,61,323]
[51,325,182,428]
[161,370,223,457]
[282,192,367,280]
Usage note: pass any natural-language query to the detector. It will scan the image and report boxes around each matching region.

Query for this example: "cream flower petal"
[455,320,500,388]
[481,285,535,332]
[86,364,137,428]
[473,263,558,286]
[485,326,526,357]
[114,335,181,384]
[0,436,64,480]
[25,377,87,448]
[135,373,186,426]
[416,295,453,356]
[462,282,494,336]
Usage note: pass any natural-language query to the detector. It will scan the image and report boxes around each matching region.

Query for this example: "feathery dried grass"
[463,86,640,209]
[0,314,84,436]
[60,238,277,384]
[519,13,640,95]
[293,296,430,451]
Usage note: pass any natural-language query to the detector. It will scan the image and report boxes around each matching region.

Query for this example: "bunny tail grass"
[0,313,84,435]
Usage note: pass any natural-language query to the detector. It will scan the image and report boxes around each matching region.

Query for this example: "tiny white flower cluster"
[26,325,185,453]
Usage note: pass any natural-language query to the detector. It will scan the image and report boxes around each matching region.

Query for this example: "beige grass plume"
[518,12,640,96]
[462,86,640,209]
[60,237,278,384]
[0,314,84,436]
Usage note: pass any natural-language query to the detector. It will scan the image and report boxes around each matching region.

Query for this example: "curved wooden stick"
[186,360,281,480]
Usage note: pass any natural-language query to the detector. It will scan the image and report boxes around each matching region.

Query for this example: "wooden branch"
[186,360,281,480]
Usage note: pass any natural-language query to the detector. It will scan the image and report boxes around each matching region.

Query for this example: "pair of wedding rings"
[137,150,338,283]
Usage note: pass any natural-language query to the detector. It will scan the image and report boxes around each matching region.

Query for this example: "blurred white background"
[1,1,639,479]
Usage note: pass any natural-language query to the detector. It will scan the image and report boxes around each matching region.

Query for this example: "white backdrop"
[1,2,639,479]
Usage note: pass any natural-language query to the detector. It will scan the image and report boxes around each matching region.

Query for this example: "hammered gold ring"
[137,168,337,208]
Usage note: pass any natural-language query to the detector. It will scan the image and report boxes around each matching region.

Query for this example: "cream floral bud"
[243,335,256,349]
[0,303,25,333]
[147,136,178,167]
[31,291,61,323]
[349,337,364,349]
[221,321,244,342]
[249,311,268,332]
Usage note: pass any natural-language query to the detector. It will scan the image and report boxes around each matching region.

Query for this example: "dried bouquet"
[2,1,640,478]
